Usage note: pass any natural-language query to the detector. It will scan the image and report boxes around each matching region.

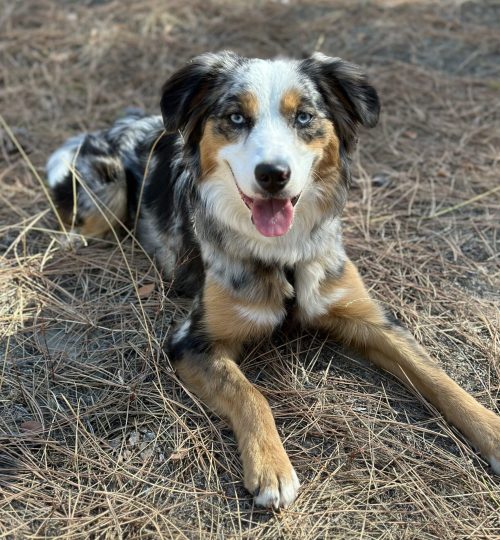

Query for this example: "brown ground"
[1,0,499,538]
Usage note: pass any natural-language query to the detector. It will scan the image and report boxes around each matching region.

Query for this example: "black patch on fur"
[124,167,140,220]
[172,248,205,298]
[284,266,296,289]
[135,131,204,297]
[299,54,380,153]
[141,133,182,229]
[160,51,246,158]
[284,265,297,313]
[166,298,211,362]
[79,133,115,159]
[167,331,210,362]
[51,172,83,225]
[231,270,250,291]
[253,260,276,276]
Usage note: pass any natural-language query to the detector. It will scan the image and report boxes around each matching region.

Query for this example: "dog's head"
[161,51,379,238]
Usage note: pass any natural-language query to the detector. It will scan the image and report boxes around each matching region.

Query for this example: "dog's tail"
[46,109,146,237]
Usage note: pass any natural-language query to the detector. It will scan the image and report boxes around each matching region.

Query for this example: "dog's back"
[46,111,204,294]
[46,110,157,235]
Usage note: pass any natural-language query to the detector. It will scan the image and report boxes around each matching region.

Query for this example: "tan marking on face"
[240,91,259,119]
[307,120,339,155]
[199,119,228,180]
[280,88,302,118]
[309,121,342,211]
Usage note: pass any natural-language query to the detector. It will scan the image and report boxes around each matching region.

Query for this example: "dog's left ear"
[300,53,380,150]
[160,51,242,143]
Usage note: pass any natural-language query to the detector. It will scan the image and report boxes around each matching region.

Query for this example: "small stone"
[20,421,43,433]
[137,283,155,298]
[141,448,155,461]
[128,431,139,447]
[372,173,391,188]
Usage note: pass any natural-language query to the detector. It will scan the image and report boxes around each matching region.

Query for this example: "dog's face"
[161,52,379,238]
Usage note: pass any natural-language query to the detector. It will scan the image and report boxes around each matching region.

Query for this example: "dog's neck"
[195,202,345,268]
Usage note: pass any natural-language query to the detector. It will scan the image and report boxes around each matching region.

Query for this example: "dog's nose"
[254,162,291,194]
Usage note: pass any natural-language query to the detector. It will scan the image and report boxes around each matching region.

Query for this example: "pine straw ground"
[1,0,500,538]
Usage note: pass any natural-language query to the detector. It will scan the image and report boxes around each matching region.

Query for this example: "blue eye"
[296,111,313,126]
[230,113,245,125]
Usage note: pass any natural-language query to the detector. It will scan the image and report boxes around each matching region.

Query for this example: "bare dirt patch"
[1,1,499,538]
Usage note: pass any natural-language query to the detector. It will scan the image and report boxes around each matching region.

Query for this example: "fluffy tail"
[45,109,146,237]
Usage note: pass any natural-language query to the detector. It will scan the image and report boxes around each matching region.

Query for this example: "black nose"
[254,162,291,194]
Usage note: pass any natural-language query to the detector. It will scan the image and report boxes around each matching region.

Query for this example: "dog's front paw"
[478,412,500,475]
[471,412,500,475]
[242,443,300,509]
[489,455,500,475]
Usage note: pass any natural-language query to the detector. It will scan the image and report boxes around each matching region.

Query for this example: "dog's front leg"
[298,258,500,474]
[168,278,299,509]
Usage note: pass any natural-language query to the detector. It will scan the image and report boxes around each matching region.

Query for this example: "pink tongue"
[251,198,294,237]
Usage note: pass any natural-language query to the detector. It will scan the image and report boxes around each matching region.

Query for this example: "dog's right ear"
[160,51,242,140]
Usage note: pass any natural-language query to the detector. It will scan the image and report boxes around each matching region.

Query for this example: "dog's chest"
[201,215,346,325]
[210,254,345,324]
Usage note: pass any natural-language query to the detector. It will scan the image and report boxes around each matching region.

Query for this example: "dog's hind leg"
[46,133,127,239]
[167,278,300,509]
[299,258,500,474]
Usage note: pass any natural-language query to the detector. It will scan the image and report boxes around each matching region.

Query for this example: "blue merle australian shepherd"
[46,52,500,509]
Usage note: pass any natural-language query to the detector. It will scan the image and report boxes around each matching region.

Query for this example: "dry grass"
[1,0,500,538]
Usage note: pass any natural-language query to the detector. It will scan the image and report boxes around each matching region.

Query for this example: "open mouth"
[225,161,301,238]
[236,182,300,238]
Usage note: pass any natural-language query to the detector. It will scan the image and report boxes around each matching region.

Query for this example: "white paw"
[59,230,87,251]
[488,455,500,475]
[253,467,300,510]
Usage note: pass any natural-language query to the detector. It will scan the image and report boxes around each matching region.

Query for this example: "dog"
[46,51,500,509]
